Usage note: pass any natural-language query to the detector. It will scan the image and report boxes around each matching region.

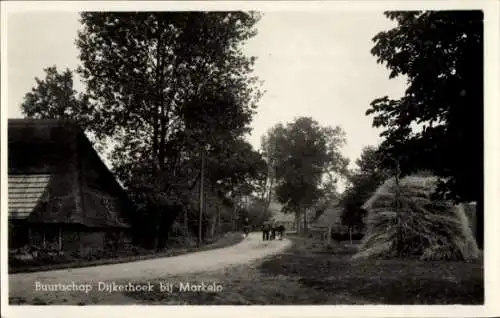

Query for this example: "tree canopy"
[76,12,262,184]
[20,66,92,125]
[366,11,483,247]
[340,146,389,231]
[262,117,349,232]
[20,12,266,248]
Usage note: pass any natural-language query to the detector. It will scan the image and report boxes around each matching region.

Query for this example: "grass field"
[124,235,484,305]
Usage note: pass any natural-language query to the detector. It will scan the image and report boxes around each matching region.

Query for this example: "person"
[242,217,250,237]
[270,222,276,240]
[262,221,270,241]
[278,224,285,240]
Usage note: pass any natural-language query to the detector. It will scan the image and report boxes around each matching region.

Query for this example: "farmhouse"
[8,119,133,253]
[312,200,344,231]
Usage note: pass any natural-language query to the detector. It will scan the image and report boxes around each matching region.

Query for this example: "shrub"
[353,175,480,261]
[9,244,73,268]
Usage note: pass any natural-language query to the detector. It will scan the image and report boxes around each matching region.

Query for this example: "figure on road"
[243,217,250,237]
[277,224,285,240]
[270,221,277,240]
[262,221,270,241]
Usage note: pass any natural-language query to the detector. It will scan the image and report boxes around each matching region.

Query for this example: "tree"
[21,66,91,125]
[340,146,389,232]
[76,12,263,248]
[204,137,267,232]
[258,125,281,220]
[241,196,273,229]
[263,117,349,233]
[366,11,484,247]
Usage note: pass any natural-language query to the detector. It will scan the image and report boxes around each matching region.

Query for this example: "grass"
[122,235,483,305]
[261,236,483,305]
[9,232,245,274]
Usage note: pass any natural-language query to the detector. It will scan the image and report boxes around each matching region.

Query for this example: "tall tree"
[366,11,484,247]
[76,12,263,247]
[259,126,281,219]
[263,117,349,233]
[340,146,389,232]
[77,12,261,177]
[20,66,91,125]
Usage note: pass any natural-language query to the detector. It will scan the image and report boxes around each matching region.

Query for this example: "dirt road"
[9,232,291,304]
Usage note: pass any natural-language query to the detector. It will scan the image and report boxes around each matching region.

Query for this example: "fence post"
[198,148,205,247]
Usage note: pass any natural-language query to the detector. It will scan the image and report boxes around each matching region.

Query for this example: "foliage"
[74,12,264,247]
[262,117,349,231]
[354,175,479,261]
[20,13,266,249]
[20,66,92,125]
[366,11,483,246]
[76,12,261,175]
[340,146,390,230]
[239,197,274,229]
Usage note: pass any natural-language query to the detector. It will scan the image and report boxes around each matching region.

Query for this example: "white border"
[1,1,499,317]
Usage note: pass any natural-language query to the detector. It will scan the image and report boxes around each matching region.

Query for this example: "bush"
[330,232,364,242]
[9,244,73,268]
[353,175,480,261]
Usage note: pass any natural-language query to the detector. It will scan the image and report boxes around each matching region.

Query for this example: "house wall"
[62,229,81,251]
[23,224,107,252]
[8,220,30,248]
[80,231,106,252]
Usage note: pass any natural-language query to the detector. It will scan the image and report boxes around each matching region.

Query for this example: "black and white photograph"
[1,1,498,316]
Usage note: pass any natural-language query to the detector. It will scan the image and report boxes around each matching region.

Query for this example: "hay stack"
[353,175,479,261]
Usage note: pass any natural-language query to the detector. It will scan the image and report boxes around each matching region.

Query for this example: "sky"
[6,11,407,173]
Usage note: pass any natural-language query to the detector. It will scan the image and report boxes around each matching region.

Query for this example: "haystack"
[352,175,479,261]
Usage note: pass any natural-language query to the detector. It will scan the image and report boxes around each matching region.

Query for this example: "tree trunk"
[198,149,205,247]
[264,176,274,211]
[327,225,332,246]
[216,204,221,236]
[232,201,238,231]
[209,196,217,238]
[295,210,300,233]
[210,214,217,239]
[303,208,307,234]
[395,160,402,256]
[58,227,62,251]
[153,220,160,251]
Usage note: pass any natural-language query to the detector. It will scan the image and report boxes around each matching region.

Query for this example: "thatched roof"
[314,200,342,226]
[8,119,131,228]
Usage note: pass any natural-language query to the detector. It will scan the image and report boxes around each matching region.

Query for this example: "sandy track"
[9,232,291,300]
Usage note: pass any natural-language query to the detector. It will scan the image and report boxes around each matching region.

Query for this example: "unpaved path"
[9,232,291,304]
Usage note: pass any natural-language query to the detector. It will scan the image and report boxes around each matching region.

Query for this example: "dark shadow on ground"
[259,236,484,304]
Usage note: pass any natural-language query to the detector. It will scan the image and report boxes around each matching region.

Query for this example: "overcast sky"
[7,11,407,171]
